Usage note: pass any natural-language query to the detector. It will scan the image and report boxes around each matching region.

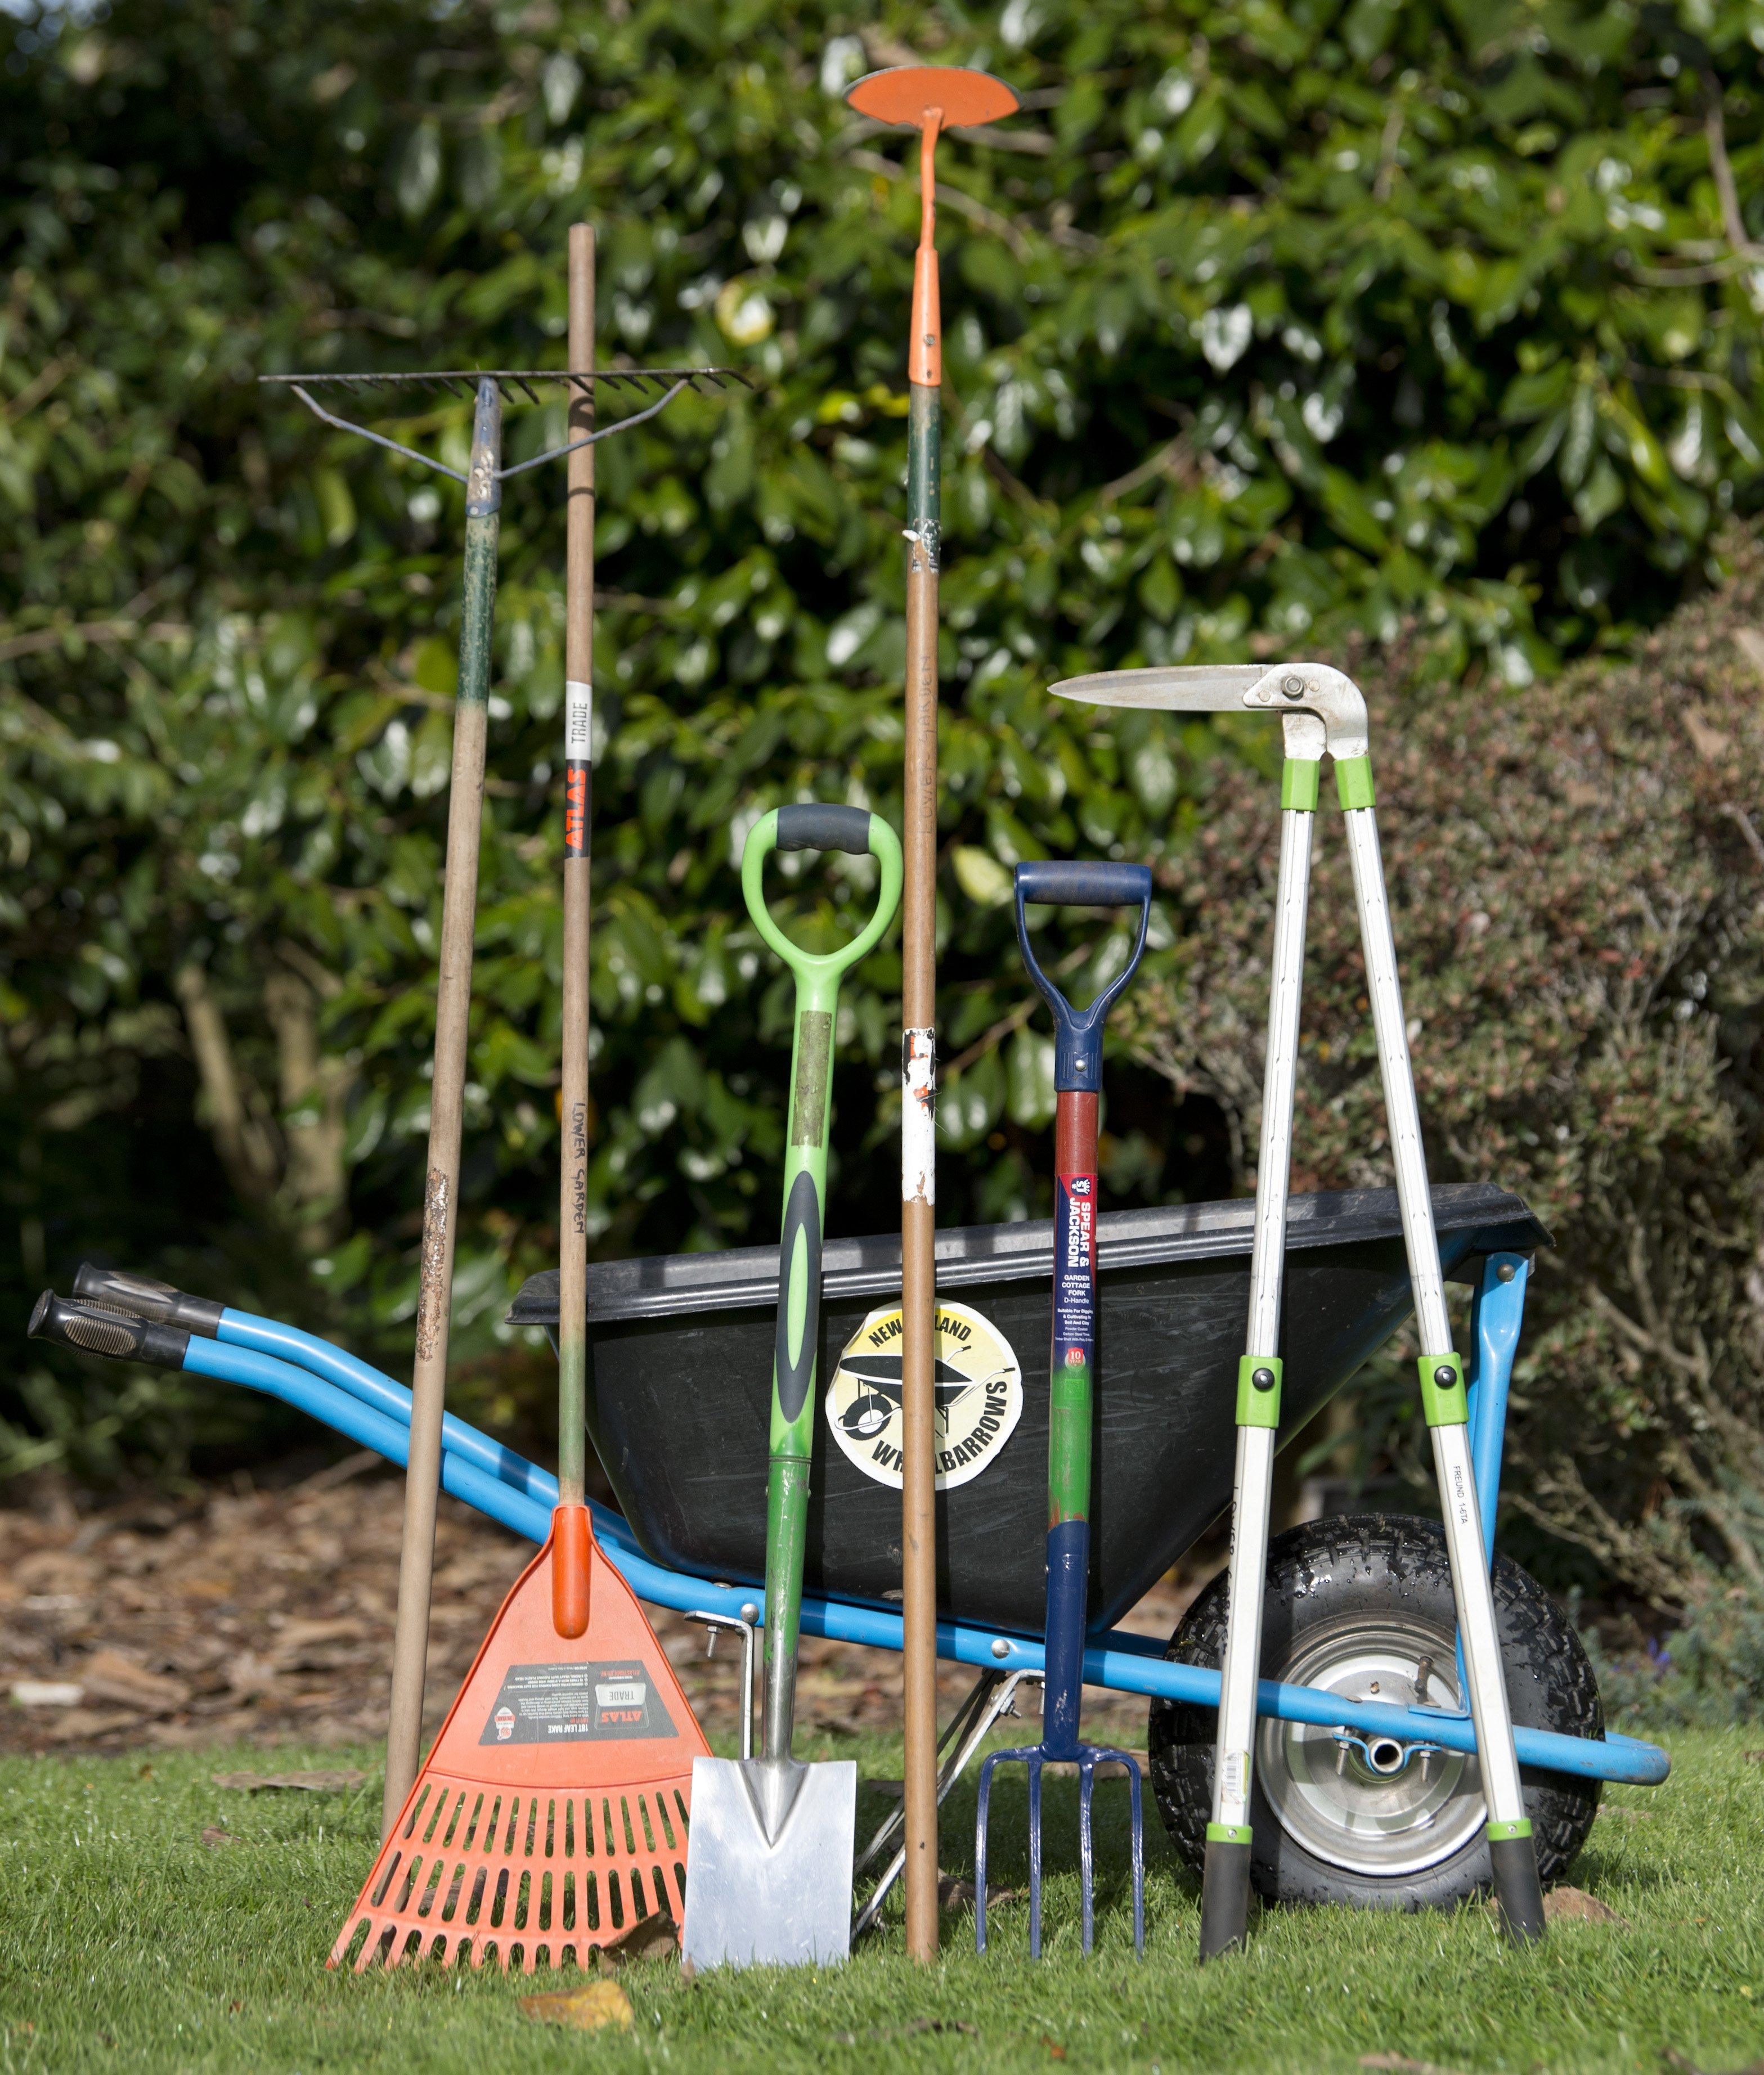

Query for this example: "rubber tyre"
[1147,1514,1604,1909]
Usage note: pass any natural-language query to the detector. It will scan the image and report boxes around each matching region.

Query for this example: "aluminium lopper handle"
[1013,861,1153,1094]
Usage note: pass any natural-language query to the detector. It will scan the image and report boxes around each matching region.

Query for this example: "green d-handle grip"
[1013,860,1153,1094]
[740,803,903,1461]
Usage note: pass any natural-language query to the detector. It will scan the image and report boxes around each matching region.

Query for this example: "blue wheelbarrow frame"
[137,1250,1666,1791]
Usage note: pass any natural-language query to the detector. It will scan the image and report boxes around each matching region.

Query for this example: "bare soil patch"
[0,1461,1190,1756]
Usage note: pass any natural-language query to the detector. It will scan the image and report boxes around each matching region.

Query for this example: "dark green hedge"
[5,0,1764,1513]
[1124,526,1764,1598]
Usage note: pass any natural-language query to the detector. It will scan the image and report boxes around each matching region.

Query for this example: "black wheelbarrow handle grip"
[774,802,876,855]
[73,1261,224,1335]
[1013,861,1153,1096]
[30,1288,191,1368]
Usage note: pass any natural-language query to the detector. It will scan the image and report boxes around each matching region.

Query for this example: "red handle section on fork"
[551,1504,591,1638]
[1055,1090,1099,1177]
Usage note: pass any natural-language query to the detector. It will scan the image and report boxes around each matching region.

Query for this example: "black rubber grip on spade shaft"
[30,1291,191,1369]
[1489,1834,1547,1944]
[1198,1838,1252,1961]
[73,1263,224,1336]
[774,803,875,855]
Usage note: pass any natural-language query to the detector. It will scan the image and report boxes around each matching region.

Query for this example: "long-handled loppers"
[1051,662,1548,1957]
[974,861,1151,1959]
[681,804,903,1969]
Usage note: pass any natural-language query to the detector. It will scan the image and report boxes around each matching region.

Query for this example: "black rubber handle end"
[774,802,877,855]
[1489,1833,1547,1945]
[1198,1838,1253,1961]
[72,1263,224,1336]
[29,1291,190,1369]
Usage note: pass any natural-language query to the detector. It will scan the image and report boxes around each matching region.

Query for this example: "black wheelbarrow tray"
[58,1181,1667,1796]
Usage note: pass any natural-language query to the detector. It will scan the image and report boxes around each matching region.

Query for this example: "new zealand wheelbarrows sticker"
[824,1299,1024,1492]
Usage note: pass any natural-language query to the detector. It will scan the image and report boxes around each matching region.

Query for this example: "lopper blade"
[680,1755,856,1968]
[1049,664,1268,713]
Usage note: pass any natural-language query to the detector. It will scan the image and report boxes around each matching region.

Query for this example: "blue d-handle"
[1013,861,1153,1094]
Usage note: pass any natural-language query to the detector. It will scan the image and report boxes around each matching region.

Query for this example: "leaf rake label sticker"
[478,1660,676,1745]
[825,1300,1023,1492]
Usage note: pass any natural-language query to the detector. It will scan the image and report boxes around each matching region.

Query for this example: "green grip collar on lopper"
[1485,1817,1533,1843]
[1417,1351,1467,1428]
[1334,754,1375,811]
[1206,1820,1253,1845]
[1236,1354,1283,1429]
[1281,758,1321,813]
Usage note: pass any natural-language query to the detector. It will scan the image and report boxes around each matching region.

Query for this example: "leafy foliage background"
[4,0,1764,1589]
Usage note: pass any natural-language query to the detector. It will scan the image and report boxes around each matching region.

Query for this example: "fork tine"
[974,1752,997,1956]
[1027,1756,1043,1961]
[1128,1757,1146,1956]
[1079,1759,1096,1956]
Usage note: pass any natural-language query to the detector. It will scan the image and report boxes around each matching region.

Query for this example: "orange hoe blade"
[332,1517,709,1972]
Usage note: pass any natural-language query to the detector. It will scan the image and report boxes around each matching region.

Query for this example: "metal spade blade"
[681,1756,857,1968]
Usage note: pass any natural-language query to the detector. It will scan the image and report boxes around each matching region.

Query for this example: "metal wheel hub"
[1256,1616,1486,1877]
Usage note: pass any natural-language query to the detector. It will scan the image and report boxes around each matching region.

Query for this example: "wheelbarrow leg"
[852,1669,1035,1939]
[1201,720,1321,1961]
[1340,762,1546,1946]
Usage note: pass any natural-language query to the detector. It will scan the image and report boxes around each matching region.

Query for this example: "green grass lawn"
[1,1726,1762,2074]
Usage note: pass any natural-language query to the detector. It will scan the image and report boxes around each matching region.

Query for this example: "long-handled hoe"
[842,54,1019,1967]
[974,863,1152,1959]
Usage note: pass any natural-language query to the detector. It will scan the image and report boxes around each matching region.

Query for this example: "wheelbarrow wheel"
[1147,1514,1603,1910]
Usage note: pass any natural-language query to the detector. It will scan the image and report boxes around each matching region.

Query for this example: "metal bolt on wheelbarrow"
[1051,662,1549,1958]
[261,329,746,1837]
[681,803,904,1970]
[975,861,1152,1960]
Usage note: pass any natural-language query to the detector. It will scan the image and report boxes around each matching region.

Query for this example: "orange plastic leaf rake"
[332,1521,710,1973]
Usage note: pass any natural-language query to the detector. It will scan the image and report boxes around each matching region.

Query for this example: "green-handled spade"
[681,803,903,1970]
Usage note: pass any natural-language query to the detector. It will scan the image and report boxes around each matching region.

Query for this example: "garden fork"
[974,861,1152,1960]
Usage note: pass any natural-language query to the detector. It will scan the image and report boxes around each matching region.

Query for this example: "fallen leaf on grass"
[519,1982,632,2032]
[209,1769,369,1793]
[1544,1885,1629,1927]
[1043,2037,1067,2060]
[1662,2050,1764,2075]
[596,1913,678,1966]
[1745,1750,1764,1764]
[1359,2057,1470,2075]
[1598,1804,1656,1821]
[939,1875,1022,1911]
[200,1826,239,1849]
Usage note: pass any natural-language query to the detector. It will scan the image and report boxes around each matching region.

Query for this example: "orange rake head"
[845,65,1020,387]
[332,1515,710,1974]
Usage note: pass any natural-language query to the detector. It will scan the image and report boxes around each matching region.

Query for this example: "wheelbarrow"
[39,1189,1668,1937]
